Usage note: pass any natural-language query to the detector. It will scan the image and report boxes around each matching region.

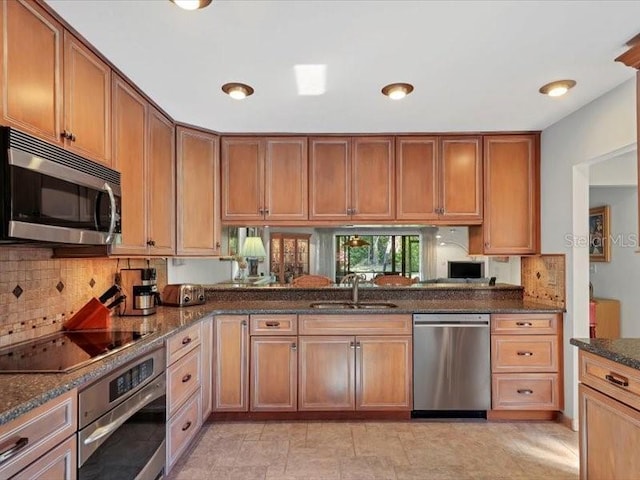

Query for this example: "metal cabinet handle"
[181,421,192,432]
[216,242,221,249]
[516,322,533,327]
[241,319,248,327]
[0,437,28,465]
[517,351,533,356]
[264,208,269,215]
[291,342,297,351]
[517,389,533,395]
[349,341,355,349]
[605,373,629,387]
[182,337,192,345]
[355,341,361,349]
[265,321,280,327]
[146,239,156,247]
[258,208,264,215]
[182,373,192,383]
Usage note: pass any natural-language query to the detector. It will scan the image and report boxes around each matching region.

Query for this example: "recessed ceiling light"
[221,82,254,100]
[539,79,576,97]
[170,0,212,10]
[381,83,414,100]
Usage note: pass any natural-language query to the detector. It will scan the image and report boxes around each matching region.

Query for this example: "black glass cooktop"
[0,330,151,373]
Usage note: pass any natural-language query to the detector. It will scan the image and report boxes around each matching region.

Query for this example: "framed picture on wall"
[589,205,610,262]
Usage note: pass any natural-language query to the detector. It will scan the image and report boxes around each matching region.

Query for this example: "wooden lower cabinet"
[167,389,201,472]
[357,336,412,410]
[490,313,563,415]
[12,435,76,480]
[250,336,297,411]
[298,336,355,411]
[298,335,412,411]
[579,383,640,480]
[213,315,249,412]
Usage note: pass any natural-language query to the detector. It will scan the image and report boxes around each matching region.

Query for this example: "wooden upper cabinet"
[111,75,147,255]
[177,126,220,256]
[352,137,395,220]
[309,136,394,221]
[396,137,439,221]
[469,135,539,255]
[396,136,481,223]
[440,136,482,221]
[309,137,351,221]
[265,137,308,221]
[221,137,263,221]
[0,0,63,145]
[147,107,175,255]
[221,137,308,223]
[63,31,111,166]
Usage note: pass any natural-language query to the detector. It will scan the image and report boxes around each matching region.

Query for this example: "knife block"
[63,298,111,330]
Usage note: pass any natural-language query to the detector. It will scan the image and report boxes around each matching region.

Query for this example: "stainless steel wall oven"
[78,348,166,480]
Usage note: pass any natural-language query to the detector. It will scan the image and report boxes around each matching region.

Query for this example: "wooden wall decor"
[521,254,566,308]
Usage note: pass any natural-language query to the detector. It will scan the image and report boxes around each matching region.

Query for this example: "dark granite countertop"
[570,338,640,371]
[0,298,563,427]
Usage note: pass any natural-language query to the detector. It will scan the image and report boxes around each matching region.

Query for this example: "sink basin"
[352,302,397,309]
[309,302,397,309]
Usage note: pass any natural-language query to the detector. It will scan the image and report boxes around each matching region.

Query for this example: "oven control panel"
[109,358,154,402]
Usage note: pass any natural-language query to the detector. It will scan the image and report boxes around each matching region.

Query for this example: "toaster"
[162,284,206,306]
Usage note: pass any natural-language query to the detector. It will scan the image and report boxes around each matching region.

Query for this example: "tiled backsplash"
[521,254,566,308]
[0,248,167,346]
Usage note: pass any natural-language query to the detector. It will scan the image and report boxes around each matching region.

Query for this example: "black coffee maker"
[118,268,158,316]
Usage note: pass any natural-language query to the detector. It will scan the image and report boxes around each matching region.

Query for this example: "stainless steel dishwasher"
[413,313,490,417]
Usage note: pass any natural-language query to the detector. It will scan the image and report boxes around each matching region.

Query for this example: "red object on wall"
[589,300,597,338]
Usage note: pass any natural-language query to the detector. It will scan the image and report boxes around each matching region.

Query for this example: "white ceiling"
[46,0,640,134]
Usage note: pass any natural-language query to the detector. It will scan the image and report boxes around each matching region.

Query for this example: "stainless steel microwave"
[0,127,122,245]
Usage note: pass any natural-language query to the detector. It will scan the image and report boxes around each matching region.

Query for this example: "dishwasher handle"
[413,320,489,327]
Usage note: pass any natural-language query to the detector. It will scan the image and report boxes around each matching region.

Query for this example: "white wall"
[168,258,232,284]
[541,77,637,428]
[590,187,640,337]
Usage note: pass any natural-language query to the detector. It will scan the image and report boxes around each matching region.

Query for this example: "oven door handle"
[83,390,155,446]
[82,378,163,448]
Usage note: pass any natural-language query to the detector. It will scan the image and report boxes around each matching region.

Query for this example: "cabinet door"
[201,317,213,420]
[213,315,249,411]
[356,336,412,410]
[0,0,62,145]
[250,336,297,411]
[298,336,355,410]
[473,135,539,255]
[12,435,76,480]
[111,75,147,255]
[63,31,111,166]
[309,137,351,220]
[352,137,395,220]
[176,127,220,256]
[579,383,640,480]
[221,137,263,221]
[265,137,308,221]
[147,107,175,255]
[440,136,482,222]
[395,136,439,221]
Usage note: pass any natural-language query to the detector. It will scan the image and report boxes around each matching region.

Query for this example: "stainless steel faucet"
[352,274,360,304]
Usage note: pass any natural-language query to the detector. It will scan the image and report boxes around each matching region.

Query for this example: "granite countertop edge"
[0,299,563,426]
[570,338,640,371]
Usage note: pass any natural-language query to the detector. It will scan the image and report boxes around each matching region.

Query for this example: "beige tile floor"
[166,420,579,480]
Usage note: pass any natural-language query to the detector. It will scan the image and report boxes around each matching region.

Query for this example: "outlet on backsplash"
[0,248,167,347]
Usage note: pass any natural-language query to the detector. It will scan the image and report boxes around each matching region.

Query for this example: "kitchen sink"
[309,302,397,309]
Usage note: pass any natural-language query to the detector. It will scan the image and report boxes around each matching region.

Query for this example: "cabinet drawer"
[12,434,76,480]
[491,335,558,372]
[250,314,297,335]
[492,373,560,410]
[167,389,201,472]
[167,323,201,364]
[168,347,201,416]
[0,389,77,479]
[580,350,640,411]
[299,314,411,335]
[491,313,560,335]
